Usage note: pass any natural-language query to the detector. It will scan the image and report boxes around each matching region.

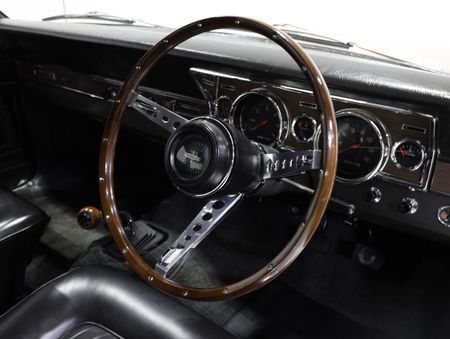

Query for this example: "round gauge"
[215,96,232,120]
[336,111,387,183]
[292,115,317,143]
[232,92,283,145]
[392,139,425,171]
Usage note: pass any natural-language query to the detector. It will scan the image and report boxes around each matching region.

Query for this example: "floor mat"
[25,244,71,291]
[15,184,108,261]
[31,195,107,261]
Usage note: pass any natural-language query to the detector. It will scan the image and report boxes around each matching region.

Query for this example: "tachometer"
[336,110,388,183]
[232,91,285,146]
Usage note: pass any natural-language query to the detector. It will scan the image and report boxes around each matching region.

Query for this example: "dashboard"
[18,60,450,242]
[4,18,450,243]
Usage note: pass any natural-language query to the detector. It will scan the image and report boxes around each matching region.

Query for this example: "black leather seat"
[0,188,48,310]
[0,266,236,339]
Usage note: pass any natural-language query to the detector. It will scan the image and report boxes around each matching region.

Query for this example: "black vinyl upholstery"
[59,323,122,339]
[0,266,236,339]
[0,188,48,310]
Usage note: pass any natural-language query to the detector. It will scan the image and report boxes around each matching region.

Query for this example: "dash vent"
[402,124,426,134]
[299,101,317,109]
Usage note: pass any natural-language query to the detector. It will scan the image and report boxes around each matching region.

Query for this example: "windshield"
[2,0,449,74]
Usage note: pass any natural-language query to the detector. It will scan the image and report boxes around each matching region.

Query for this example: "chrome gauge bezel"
[230,89,289,147]
[391,138,426,172]
[335,109,390,185]
[291,114,318,143]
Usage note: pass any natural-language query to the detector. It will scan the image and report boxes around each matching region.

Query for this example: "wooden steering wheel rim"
[99,16,337,301]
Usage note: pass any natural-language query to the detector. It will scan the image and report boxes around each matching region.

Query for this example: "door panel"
[0,58,34,188]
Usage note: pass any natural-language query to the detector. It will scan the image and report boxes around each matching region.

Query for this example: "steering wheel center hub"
[165,117,235,197]
[172,133,211,180]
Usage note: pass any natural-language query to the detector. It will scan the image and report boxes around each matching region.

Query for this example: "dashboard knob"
[399,198,418,215]
[77,206,103,229]
[437,206,450,227]
[363,187,382,203]
[102,87,117,100]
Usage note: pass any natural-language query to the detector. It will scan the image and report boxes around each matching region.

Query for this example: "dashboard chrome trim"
[188,67,437,191]
[191,67,252,83]
[29,64,437,191]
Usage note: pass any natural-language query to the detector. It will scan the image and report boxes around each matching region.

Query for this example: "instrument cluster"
[190,67,436,190]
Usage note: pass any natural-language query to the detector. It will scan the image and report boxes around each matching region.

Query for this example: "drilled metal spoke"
[155,194,243,277]
[261,150,321,179]
[129,91,188,133]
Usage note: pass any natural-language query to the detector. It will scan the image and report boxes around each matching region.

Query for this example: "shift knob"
[77,206,103,229]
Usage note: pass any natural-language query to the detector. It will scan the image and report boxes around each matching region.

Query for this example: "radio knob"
[363,187,382,203]
[399,198,418,215]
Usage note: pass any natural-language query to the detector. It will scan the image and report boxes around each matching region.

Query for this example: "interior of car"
[0,9,450,339]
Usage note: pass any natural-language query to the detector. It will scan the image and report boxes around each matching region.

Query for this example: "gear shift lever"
[77,206,103,229]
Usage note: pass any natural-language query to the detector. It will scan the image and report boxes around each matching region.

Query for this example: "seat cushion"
[60,323,121,339]
[0,187,48,310]
[0,266,236,339]
[0,187,48,243]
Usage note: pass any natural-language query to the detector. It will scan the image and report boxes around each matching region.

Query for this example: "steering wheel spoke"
[261,149,321,179]
[129,91,188,133]
[155,193,243,277]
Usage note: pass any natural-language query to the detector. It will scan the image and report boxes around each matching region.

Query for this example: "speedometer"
[336,110,389,183]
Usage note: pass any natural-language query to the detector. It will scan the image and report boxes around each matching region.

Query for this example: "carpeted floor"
[14,183,450,339]
[28,194,107,261]
[15,182,107,261]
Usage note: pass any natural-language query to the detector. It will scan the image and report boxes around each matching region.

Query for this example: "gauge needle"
[399,147,406,157]
[339,143,361,153]
[252,119,269,131]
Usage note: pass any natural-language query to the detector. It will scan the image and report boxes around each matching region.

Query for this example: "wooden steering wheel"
[99,16,337,301]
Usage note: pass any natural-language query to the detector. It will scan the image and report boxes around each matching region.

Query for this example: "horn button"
[165,117,236,197]
[172,134,212,181]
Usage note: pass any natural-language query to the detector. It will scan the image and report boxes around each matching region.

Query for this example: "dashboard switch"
[437,206,450,227]
[399,197,418,215]
[363,187,382,203]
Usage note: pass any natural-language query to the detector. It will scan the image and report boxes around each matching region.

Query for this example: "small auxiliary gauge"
[391,138,426,171]
[291,115,317,143]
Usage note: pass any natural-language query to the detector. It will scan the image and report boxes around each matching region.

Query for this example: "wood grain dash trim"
[431,161,450,196]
